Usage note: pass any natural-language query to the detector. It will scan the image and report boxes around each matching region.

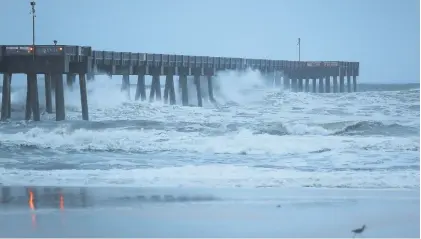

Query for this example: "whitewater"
[0,69,419,189]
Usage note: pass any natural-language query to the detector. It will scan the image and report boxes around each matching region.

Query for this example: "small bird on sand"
[352,225,366,238]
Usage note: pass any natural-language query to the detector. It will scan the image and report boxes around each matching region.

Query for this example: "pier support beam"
[25,76,31,120]
[312,78,317,93]
[1,73,11,120]
[121,75,130,99]
[54,74,65,121]
[207,75,215,103]
[353,75,357,92]
[318,78,324,93]
[135,74,146,101]
[25,73,40,121]
[7,76,11,119]
[79,73,89,120]
[169,75,176,105]
[164,74,176,105]
[44,74,53,114]
[304,78,310,92]
[347,74,352,93]
[339,71,345,93]
[298,79,303,92]
[194,74,203,107]
[325,76,330,93]
[32,74,40,121]
[180,75,189,106]
[332,76,338,93]
[149,75,161,102]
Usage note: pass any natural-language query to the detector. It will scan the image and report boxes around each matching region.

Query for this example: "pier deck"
[0,45,359,121]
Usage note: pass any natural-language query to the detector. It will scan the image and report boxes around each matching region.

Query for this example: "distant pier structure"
[0,45,359,121]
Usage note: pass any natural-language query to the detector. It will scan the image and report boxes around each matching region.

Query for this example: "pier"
[0,45,359,121]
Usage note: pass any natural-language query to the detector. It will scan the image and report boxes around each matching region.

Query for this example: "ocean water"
[0,70,419,190]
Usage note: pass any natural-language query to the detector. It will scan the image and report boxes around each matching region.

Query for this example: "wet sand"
[0,186,419,238]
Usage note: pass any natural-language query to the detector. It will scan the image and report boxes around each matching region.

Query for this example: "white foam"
[213,68,270,104]
[0,126,417,155]
[0,164,419,189]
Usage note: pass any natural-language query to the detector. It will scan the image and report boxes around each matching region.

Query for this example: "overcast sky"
[2,0,420,84]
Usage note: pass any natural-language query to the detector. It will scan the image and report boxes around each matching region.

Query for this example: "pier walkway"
[0,45,359,121]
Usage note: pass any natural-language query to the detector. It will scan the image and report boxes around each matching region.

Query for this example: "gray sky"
[1,0,420,83]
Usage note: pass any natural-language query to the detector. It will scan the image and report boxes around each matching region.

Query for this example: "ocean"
[0,70,419,237]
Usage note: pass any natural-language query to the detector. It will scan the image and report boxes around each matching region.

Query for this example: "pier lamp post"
[53,40,57,45]
[297,37,301,62]
[30,1,36,60]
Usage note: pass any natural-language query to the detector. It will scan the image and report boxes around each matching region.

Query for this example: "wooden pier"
[0,45,359,121]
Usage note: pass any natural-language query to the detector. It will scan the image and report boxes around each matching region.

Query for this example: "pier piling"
[347,72,352,93]
[163,74,176,105]
[1,73,11,120]
[339,71,345,93]
[305,78,310,92]
[149,78,155,102]
[169,76,176,105]
[79,73,89,120]
[7,75,11,119]
[298,79,303,92]
[180,75,189,106]
[325,76,331,93]
[319,77,324,93]
[28,73,40,121]
[164,75,170,104]
[24,74,40,121]
[25,76,31,121]
[312,78,317,93]
[207,75,215,103]
[54,74,65,121]
[135,74,146,101]
[44,74,53,113]
[121,75,130,99]
[149,74,161,102]
[353,75,357,92]
[155,76,162,101]
[332,76,338,93]
[194,74,203,107]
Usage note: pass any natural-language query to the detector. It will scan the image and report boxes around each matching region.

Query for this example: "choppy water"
[0,70,419,189]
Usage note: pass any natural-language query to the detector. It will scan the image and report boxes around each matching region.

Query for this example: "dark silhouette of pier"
[0,45,359,121]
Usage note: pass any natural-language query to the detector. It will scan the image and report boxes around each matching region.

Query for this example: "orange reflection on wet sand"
[60,194,64,210]
[28,189,37,228]
[28,189,35,210]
